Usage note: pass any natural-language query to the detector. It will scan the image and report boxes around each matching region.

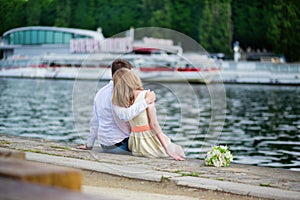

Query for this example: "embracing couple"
[78,59,185,161]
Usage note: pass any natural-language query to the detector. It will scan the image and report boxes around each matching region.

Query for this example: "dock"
[1,134,299,200]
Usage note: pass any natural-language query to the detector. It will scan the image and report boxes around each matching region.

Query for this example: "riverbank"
[1,60,300,85]
[1,134,299,200]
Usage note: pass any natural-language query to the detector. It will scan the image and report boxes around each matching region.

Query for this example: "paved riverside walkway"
[1,134,299,200]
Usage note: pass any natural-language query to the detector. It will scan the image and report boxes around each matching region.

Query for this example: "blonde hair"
[112,68,143,107]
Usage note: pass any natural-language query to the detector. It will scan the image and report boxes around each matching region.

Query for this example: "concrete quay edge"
[26,152,300,200]
[26,152,179,182]
[171,176,300,200]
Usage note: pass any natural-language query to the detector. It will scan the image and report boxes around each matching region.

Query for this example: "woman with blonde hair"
[112,68,185,161]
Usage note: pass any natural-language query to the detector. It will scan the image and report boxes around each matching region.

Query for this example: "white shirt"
[87,81,148,147]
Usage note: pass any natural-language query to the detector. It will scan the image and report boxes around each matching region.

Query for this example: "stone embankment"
[1,134,299,200]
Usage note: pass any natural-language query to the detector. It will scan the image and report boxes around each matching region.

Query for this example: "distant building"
[0,26,105,59]
[0,26,182,60]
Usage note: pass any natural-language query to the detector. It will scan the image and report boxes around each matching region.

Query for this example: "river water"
[0,78,299,171]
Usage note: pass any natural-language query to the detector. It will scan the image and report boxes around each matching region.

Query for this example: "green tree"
[140,0,172,28]
[70,0,96,29]
[199,0,232,54]
[190,0,205,42]
[0,0,299,61]
[267,0,300,62]
[0,0,26,35]
[94,0,144,37]
[232,0,270,51]
[169,0,195,38]
[39,0,56,26]
[54,0,71,27]
[232,0,300,61]
[26,0,42,25]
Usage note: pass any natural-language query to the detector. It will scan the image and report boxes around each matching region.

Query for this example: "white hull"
[0,66,215,83]
[1,59,300,84]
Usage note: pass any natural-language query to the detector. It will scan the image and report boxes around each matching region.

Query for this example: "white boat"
[0,52,218,83]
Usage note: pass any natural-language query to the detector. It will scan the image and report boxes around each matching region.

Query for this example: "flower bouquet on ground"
[205,145,233,167]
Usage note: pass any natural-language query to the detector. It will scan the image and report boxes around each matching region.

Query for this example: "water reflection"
[0,78,299,170]
[222,85,300,170]
[0,78,76,141]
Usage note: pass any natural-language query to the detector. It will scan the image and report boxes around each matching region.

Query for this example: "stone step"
[0,147,25,160]
[0,177,105,200]
[0,157,82,191]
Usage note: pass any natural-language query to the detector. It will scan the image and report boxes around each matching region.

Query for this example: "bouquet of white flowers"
[205,145,233,167]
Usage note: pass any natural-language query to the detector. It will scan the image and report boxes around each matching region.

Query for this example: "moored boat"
[0,53,218,83]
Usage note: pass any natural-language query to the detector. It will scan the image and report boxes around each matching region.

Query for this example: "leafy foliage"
[0,0,299,61]
[199,0,232,54]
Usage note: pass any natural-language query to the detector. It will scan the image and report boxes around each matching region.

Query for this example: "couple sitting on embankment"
[77,59,185,161]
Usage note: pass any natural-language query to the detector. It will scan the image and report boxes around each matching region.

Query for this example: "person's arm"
[113,90,156,122]
[147,103,184,161]
[77,103,98,150]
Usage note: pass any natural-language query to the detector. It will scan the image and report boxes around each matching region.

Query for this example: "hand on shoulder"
[145,90,156,105]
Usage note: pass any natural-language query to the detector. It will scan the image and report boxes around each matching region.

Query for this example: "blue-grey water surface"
[0,78,299,171]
